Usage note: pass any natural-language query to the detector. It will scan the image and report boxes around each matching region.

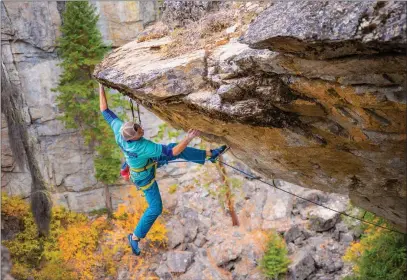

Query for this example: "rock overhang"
[94,1,406,231]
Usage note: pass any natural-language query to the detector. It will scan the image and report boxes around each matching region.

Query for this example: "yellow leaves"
[34,260,76,280]
[2,194,79,279]
[168,184,178,194]
[57,217,111,279]
[101,244,118,276]
[3,189,168,280]
[113,187,168,247]
[344,225,383,265]
[147,220,168,246]
[1,192,29,217]
[343,241,363,263]
[10,262,31,280]
[59,222,98,261]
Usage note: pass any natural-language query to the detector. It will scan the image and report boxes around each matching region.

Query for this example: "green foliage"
[153,123,167,142]
[89,207,109,217]
[53,2,123,184]
[215,177,242,208]
[167,129,181,140]
[260,232,291,280]
[55,1,106,134]
[152,123,182,142]
[343,211,406,280]
[357,233,406,279]
[57,2,106,84]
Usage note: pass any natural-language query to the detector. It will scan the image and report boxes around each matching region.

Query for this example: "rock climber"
[99,84,229,255]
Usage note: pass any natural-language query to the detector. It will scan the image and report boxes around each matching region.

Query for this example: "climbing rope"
[152,158,405,235]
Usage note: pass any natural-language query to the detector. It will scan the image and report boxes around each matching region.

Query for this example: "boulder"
[308,197,347,232]
[288,249,316,280]
[285,225,305,244]
[308,210,340,232]
[240,1,406,59]
[179,249,231,280]
[155,263,173,280]
[166,218,185,249]
[209,238,243,266]
[165,251,194,273]
[181,207,199,242]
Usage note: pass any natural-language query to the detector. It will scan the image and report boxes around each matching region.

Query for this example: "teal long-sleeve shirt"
[102,109,172,184]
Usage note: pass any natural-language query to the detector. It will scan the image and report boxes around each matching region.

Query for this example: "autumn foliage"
[2,190,167,279]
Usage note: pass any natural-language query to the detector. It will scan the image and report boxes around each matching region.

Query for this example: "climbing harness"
[130,160,158,191]
[129,98,142,126]
[146,157,404,235]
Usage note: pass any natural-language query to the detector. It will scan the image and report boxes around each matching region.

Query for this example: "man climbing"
[99,84,229,255]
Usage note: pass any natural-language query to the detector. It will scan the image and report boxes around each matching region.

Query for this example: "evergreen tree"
[260,232,291,279]
[54,2,124,215]
[55,1,107,141]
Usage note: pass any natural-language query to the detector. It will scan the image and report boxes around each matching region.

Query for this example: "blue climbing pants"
[133,143,206,238]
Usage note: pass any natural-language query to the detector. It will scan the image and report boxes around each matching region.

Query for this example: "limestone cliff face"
[1,1,156,212]
[94,1,406,230]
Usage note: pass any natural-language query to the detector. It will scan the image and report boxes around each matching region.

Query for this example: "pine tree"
[54,2,123,216]
[260,232,291,279]
[55,1,107,141]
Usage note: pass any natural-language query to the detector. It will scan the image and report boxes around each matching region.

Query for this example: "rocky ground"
[112,133,357,279]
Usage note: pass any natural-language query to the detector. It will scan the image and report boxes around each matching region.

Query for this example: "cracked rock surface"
[95,1,406,231]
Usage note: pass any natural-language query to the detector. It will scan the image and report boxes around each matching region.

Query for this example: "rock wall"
[93,1,157,47]
[94,1,406,231]
[161,0,227,27]
[1,1,157,211]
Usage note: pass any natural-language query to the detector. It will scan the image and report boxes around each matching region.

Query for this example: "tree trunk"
[216,155,239,226]
[1,63,51,236]
[104,184,113,218]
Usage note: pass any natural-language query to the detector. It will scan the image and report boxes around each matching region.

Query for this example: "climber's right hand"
[186,129,201,141]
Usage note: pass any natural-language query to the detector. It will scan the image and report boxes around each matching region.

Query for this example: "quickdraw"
[129,98,142,126]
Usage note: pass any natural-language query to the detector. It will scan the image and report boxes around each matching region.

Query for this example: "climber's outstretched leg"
[129,181,162,256]
[155,143,229,167]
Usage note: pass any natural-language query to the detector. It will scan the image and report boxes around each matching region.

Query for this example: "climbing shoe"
[127,233,141,256]
[209,145,230,163]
